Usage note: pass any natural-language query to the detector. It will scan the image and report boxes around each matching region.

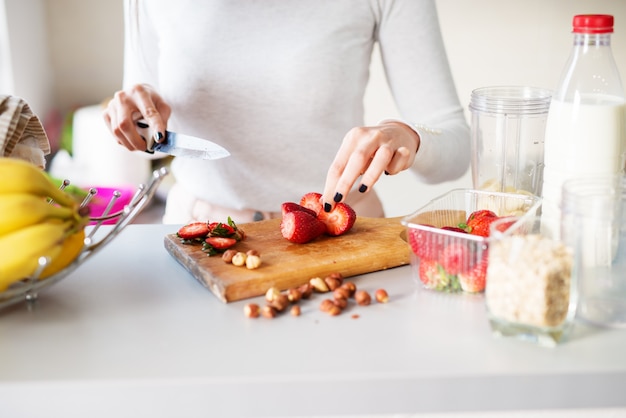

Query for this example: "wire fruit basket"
[0,167,169,311]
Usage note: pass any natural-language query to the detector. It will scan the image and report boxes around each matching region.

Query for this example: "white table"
[1,224,625,418]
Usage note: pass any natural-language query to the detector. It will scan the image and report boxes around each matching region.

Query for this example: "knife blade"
[136,119,230,160]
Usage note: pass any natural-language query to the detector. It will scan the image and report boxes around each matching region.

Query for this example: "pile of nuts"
[222,249,262,270]
[243,272,389,319]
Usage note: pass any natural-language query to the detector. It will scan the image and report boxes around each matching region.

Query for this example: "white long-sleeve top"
[124,0,470,213]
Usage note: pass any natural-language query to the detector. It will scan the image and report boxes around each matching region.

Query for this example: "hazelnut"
[261,305,277,319]
[375,289,389,303]
[333,297,348,309]
[231,252,247,267]
[245,254,262,269]
[326,304,342,316]
[265,286,281,303]
[326,272,344,282]
[319,299,335,313]
[243,303,260,318]
[324,276,342,291]
[310,277,329,293]
[290,305,301,317]
[269,294,289,312]
[222,249,238,263]
[340,282,357,297]
[287,288,302,303]
[298,283,313,299]
[333,287,350,300]
[355,290,371,306]
[246,249,260,257]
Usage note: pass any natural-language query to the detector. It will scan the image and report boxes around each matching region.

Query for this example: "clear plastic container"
[469,86,552,197]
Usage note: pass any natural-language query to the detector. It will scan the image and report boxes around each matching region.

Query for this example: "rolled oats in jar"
[485,216,577,347]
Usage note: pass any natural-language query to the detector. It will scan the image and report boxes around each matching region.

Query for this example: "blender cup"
[469,86,552,196]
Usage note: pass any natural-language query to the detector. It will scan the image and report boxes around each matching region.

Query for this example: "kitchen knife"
[136,119,230,160]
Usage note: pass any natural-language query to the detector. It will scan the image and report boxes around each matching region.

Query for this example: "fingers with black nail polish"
[358,184,368,193]
[333,192,343,203]
[324,202,332,213]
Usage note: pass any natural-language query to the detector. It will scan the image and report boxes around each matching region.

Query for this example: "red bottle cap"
[573,14,614,34]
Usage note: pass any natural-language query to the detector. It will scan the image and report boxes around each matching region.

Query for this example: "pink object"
[86,186,135,225]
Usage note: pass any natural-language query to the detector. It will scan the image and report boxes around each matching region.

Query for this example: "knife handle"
[136,119,156,154]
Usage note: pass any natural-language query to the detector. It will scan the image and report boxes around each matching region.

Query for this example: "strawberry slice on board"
[280,210,327,244]
[204,236,237,251]
[281,202,318,218]
[317,202,357,237]
[207,222,236,237]
[299,192,323,216]
[177,222,210,240]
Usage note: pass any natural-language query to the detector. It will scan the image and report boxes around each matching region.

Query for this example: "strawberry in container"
[401,189,541,293]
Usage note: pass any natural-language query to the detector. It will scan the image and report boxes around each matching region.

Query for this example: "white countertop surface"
[1,224,625,418]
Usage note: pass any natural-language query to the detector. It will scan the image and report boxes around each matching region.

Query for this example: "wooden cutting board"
[163,216,410,303]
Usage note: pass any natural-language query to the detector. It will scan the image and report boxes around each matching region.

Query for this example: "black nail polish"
[384,171,390,176]
[333,192,343,203]
[324,202,332,213]
[156,131,164,142]
[358,184,368,193]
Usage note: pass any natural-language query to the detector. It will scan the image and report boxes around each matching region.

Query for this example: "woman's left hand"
[321,121,420,213]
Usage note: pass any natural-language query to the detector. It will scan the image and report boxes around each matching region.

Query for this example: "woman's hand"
[102,83,172,151]
[322,121,420,212]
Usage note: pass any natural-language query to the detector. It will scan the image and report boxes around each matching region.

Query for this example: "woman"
[103,0,469,223]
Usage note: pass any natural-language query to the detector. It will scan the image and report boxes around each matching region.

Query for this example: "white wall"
[5,0,626,217]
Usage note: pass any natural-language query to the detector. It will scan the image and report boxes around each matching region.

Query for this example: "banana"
[39,227,86,279]
[0,193,79,236]
[0,219,74,291]
[0,157,77,208]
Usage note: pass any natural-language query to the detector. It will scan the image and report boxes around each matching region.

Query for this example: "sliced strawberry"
[177,222,209,240]
[317,202,356,236]
[208,222,236,237]
[205,236,237,250]
[280,211,327,243]
[407,225,443,261]
[438,242,470,275]
[458,258,488,293]
[299,192,323,216]
[281,202,318,218]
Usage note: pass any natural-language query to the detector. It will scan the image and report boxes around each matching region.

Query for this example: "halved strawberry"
[281,202,318,218]
[458,258,488,293]
[317,202,356,236]
[280,211,327,243]
[299,192,323,216]
[205,236,237,250]
[177,222,209,240]
[208,222,236,237]
[438,242,470,275]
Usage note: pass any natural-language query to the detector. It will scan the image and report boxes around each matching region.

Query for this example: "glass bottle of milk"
[541,14,626,239]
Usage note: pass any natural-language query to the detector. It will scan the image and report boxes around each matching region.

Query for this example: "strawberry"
[205,236,237,250]
[467,215,499,237]
[177,222,209,240]
[417,259,460,292]
[438,242,470,275]
[458,258,488,293]
[491,216,516,234]
[207,221,236,237]
[281,202,318,218]
[467,209,497,222]
[299,192,323,216]
[280,211,327,243]
[407,225,443,261]
[441,226,467,234]
[317,202,356,236]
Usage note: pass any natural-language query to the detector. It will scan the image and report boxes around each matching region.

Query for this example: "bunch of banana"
[0,157,90,292]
